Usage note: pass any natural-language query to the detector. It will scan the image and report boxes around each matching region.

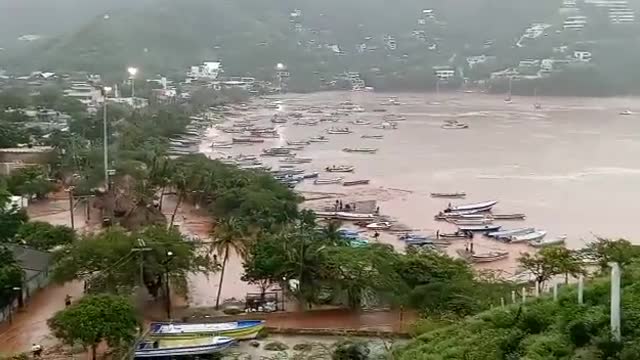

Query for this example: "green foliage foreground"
[395,260,640,360]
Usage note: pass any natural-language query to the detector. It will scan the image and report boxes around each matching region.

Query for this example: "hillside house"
[0,146,54,176]
[574,50,592,62]
[564,15,587,29]
[187,62,222,80]
[63,82,104,107]
[466,55,495,68]
[433,66,456,81]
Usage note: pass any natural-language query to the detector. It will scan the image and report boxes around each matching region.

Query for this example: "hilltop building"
[187,61,222,80]
[564,15,588,29]
[433,66,456,81]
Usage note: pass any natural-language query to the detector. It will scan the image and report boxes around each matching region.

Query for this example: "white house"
[433,66,456,80]
[541,59,556,71]
[187,61,222,80]
[574,50,592,62]
[63,82,104,106]
[491,68,519,79]
[466,55,495,68]
[519,59,541,68]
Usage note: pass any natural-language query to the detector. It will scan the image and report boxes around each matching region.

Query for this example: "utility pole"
[610,262,621,342]
[67,187,75,230]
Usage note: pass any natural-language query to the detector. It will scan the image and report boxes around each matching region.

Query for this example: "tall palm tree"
[211,217,248,309]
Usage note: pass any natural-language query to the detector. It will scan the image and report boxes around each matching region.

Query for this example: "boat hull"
[149,321,264,340]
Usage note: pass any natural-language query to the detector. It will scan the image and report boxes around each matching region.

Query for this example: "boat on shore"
[492,213,526,220]
[149,320,265,340]
[383,114,406,121]
[279,157,312,164]
[620,110,633,116]
[510,230,547,243]
[343,180,370,186]
[134,336,235,358]
[287,140,310,146]
[361,134,384,139]
[488,228,535,239]
[326,165,355,173]
[458,224,501,232]
[441,122,468,130]
[343,148,378,154]
[472,251,509,263]
[352,119,371,125]
[315,212,375,221]
[448,218,493,226]
[373,121,398,129]
[529,235,566,248]
[438,231,472,240]
[431,192,466,198]
[366,221,392,230]
[445,200,498,213]
[314,177,344,185]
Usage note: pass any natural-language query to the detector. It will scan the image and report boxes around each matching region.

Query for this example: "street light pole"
[102,86,112,191]
[127,67,138,104]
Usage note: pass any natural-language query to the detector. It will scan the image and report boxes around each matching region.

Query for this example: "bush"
[333,340,370,360]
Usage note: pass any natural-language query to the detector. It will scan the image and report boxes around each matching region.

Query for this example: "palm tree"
[211,217,248,309]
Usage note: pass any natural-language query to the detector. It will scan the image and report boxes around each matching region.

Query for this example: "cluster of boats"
[169,121,212,156]
[134,320,264,358]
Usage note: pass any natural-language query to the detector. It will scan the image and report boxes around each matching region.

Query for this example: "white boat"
[134,336,235,358]
[361,134,384,139]
[441,123,468,130]
[314,177,344,185]
[327,127,352,134]
[488,228,535,239]
[309,136,330,142]
[342,148,378,154]
[529,235,566,248]
[620,110,633,116]
[366,222,392,230]
[472,251,509,263]
[279,157,313,164]
[314,212,375,221]
[458,224,501,232]
[445,200,498,213]
[373,121,397,129]
[325,165,355,173]
[510,230,547,243]
[287,140,310,146]
[352,119,371,125]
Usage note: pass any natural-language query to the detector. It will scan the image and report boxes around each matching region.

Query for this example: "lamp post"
[102,86,112,191]
[163,251,174,319]
[127,67,138,99]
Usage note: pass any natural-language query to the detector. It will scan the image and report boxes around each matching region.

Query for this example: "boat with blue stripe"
[149,320,265,340]
[134,336,234,358]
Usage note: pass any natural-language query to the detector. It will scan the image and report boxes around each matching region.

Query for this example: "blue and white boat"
[134,336,235,358]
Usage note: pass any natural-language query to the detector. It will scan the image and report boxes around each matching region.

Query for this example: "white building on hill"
[187,62,222,80]
[564,15,587,29]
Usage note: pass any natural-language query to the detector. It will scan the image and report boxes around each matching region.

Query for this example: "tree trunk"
[215,247,229,310]
[565,273,569,285]
[169,193,183,227]
[91,344,97,360]
[158,186,165,211]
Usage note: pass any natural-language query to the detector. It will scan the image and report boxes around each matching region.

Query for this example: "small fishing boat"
[487,228,535,239]
[149,321,264,340]
[326,165,355,173]
[398,233,429,241]
[287,140,310,146]
[441,122,469,130]
[327,127,352,134]
[262,148,293,156]
[510,230,547,243]
[271,116,288,124]
[492,213,526,220]
[431,192,466,198]
[373,121,398,130]
[472,251,509,263]
[361,134,384,139]
[302,172,319,179]
[529,235,566,248]
[438,231,471,240]
[458,224,501,232]
[343,179,370,186]
[448,218,493,226]
[232,137,264,144]
[383,114,406,121]
[445,200,498,213]
[134,336,235,358]
[620,110,633,116]
[352,119,371,125]
[332,212,375,221]
[343,148,378,154]
[314,177,344,185]
[366,222,392,230]
[211,142,233,148]
[309,135,330,142]
[372,108,387,112]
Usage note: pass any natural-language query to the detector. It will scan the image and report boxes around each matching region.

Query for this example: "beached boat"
[488,228,535,239]
[445,200,498,213]
[472,251,509,263]
[314,177,344,185]
[211,143,233,149]
[343,148,378,154]
[343,180,370,186]
[321,212,375,221]
[352,119,371,125]
[492,213,526,220]
[302,172,319,179]
[620,110,633,116]
[448,218,494,226]
[510,230,547,243]
[149,320,264,340]
[327,127,352,134]
[134,336,234,358]
[398,233,430,241]
[383,114,406,121]
[309,135,330,142]
[366,222,392,230]
[326,165,355,173]
[262,148,292,156]
[458,224,501,232]
[373,121,398,130]
[280,157,312,164]
[430,192,466,198]
[232,137,264,144]
[361,135,384,139]
[529,236,566,248]
[438,231,471,240]
[271,116,288,124]
[441,122,469,130]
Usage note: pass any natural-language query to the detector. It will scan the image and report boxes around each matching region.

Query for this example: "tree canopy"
[14,221,76,251]
[47,294,139,360]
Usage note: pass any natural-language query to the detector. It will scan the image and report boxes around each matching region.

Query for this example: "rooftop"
[0,146,54,154]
